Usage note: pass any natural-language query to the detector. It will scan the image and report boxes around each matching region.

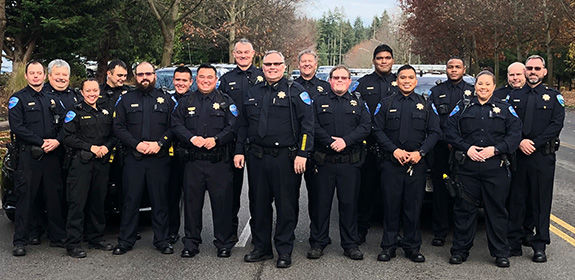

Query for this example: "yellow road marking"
[550,225,575,247]
[561,142,575,150]
[551,214,575,235]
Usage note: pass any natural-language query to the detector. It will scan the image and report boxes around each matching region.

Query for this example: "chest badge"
[542,94,550,101]
[122,90,127,94]
[492,106,501,114]
[350,100,357,106]
[213,103,220,110]
[257,76,263,82]
[188,107,195,115]
[391,81,397,87]
[277,91,286,99]
[50,99,55,106]
[157,97,164,104]
[416,103,424,110]
[464,90,472,97]
[102,109,109,115]
[317,86,324,93]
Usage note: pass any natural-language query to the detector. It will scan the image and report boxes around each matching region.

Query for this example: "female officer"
[444,71,521,267]
[63,78,115,258]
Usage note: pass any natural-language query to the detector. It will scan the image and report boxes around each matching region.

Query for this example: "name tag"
[389,109,397,112]
[81,116,92,119]
[367,87,374,90]
[131,104,139,107]
[188,107,195,111]
[248,98,255,101]
[229,82,236,85]
[321,105,329,108]
[439,94,446,98]
[28,102,36,106]
[513,99,520,102]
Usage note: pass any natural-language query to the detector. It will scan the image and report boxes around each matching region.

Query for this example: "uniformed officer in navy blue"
[234,50,314,268]
[493,62,526,102]
[166,66,193,244]
[307,65,371,261]
[218,38,264,241]
[172,64,237,258]
[112,61,175,255]
[63,79,116,258]
[44,59,81,110]
[373,64,441,263]
[444,70,522,267]
[354,44,399,243]
[98,60,130,111]
[506,55,565,263]
[9,61,67,256]
[428,58,474,247]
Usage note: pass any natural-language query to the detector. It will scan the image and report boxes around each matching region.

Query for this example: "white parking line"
[235,218,251,247]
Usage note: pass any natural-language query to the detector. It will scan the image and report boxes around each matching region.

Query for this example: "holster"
[6,142,19,168]
[80,150,94,163]
[314,151,326,166]
[542,137,560,155]
[30,146,44,160]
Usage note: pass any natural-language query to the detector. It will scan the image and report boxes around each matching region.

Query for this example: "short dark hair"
[174,66,193,79]
[373,44,393,59]
[80,78,99,90]
[447,57,465,66]
[329,65,351,79]
[397,64,416,75]
[197,63,217,76]
[107,60,127,72]
[25,60,44,73]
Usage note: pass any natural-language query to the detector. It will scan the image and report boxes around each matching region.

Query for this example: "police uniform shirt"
[373,93,441,154]
[98,83,131,111]
[218,65,264,112]
[354,72,398,118]
[493,85,512,102]
[235,77,314,157]
[444,96,522,154]
[43,83,80,111]
[8,85,66,146]
[507,83,565,148]
[63,101,115,151]
[429,80,475,127]
[313,90,371,154]
[295,75,330,99]
[113,88,175,149]
[171,90,237,148]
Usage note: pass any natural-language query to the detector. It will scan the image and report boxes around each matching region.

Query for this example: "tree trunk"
[227,0,237,63]
[0,0,6,71]
[12,39,36,73]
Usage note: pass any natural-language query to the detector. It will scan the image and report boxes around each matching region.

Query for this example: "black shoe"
[49,239,66,248]
[217,248,231,258]
[344,248,364,260]
[88,240,114,251]
[495,257,510,268]
[405,251,425,263]
[68,247,86,258]
[13,245,26,257]
[510,249,522,256]
[307,247,324,259]
[181,248,199,258]
[112,244,131,255]
[136,232,142,240]
[532,250,547,263]
[244,249,273,262]
[168,234,180,244]
[29,237,41,245]
[276,254,292,268]
[377,248,396,262]
[157,243,174,254]
[431,238,445,247]
[449,254,464,264]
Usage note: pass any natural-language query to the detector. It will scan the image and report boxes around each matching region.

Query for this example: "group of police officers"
[7,39,564,269]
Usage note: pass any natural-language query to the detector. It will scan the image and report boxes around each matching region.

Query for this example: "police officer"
[63,79,115,258]
[112,61,175,255]
[44,59,81,110]
[354,44,399,243]
[308,65,370,260]
[166,66,193,244]
[428,58,474,247]
[218,38,264,241]
[9,61,67,256]
[373,65,441,263]
[234,51,314,268]
[172,64,237,258]
[506,55,565,262]
[444,70,522,267]
[493,62,526,102]
[98,60,130,111]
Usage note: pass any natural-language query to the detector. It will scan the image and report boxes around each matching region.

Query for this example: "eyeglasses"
[526,66,542,71]
[262,62,284,67]
[331,76,349,80]
[136,72,155,77]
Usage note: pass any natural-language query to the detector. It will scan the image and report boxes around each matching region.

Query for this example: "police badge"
[416,103,424,110]
[350,100,357,106]
[278,91,286,99]
[464,90,472,96]
[391,81,398,86]
[213,103,220,110]
[317,86,324,93]
[492,106,501,114]
[542,94,550,101]
[157,97,165,104]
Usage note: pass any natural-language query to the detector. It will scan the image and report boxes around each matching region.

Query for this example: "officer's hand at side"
[407,151,421,164]
[467,145,484,162]
[294,156,307,174]
[144,141,161,154]
[478,146,496,160]
[330,136,346,152]
[234,155,245,169]
[519,139,536,155]
[191,136,205,148]
[136,142,149,154]
[393,148,409,165]
[203,138,216,150]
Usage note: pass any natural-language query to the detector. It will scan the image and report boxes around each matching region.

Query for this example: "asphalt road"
[1,110,575,279]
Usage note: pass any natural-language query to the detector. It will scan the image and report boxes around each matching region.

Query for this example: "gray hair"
[507,62,525,72]
[47,59,70,75]
[263,50,285,63]
[298,50,318,63]
[525,55,546,67]
[329,65,351,79]
[476,70,496,83]
[234,38,253,51]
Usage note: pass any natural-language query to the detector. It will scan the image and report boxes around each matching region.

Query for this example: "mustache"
[55,78,68,83]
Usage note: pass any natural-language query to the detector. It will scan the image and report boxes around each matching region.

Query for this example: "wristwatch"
[157,141,164,148]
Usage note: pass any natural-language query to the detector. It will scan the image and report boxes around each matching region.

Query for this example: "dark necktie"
[257,86,271,137]
[523,88,535,135]
[334,96,344,136]
[399,96,410,144]
[142,93,151,140]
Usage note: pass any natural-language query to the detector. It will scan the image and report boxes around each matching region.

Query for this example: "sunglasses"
[526,66,542,71]
[136,72,155,77]
[263,62,284,67]
[331,76,349,80]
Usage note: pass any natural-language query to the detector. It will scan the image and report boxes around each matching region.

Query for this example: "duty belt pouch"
[349,146,361,164]
[250,145,264,159]
[313,151,326,166]
[454,150,467,165]
[288,146,297,161]
[80,150,93,163]
[30,146,44,159]
[132,150,143,160]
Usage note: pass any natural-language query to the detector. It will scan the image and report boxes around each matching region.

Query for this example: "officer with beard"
[112,62,175,255]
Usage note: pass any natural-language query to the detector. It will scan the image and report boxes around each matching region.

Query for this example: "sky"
[300,0,400,26]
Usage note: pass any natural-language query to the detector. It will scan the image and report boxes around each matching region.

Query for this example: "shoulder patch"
[65,111,76,123]
[300,91,311,105]
[351,81,359,92]
[230,104,239,117]
[216,80,221,89]
[8,97,19,109]
[115,95,122,107]
[427,90,433,97]
[431,103,438,115]
[374,103,382,116]
[557,94,565,107]
[508,106,518,118]
[449,105,460,117]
